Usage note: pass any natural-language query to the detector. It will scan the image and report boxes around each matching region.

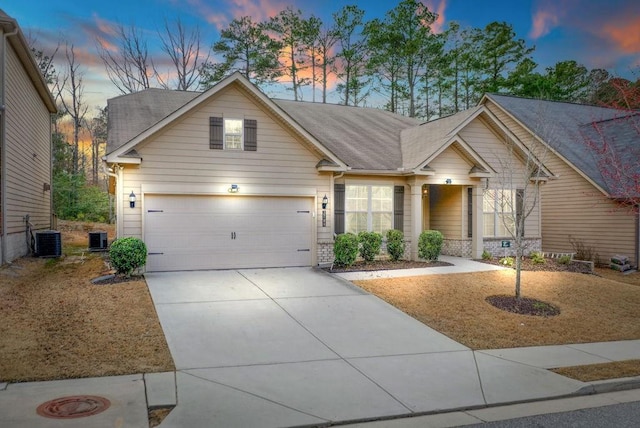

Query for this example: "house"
[483,94,639,267]
[105,72,550,272]
[0,10,57,264]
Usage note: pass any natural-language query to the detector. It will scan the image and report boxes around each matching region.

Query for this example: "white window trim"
[224,118,243,150]
[345,183,394,234]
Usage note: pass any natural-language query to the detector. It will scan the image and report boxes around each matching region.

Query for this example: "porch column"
[471,184,484,258]
[409,181,424,260]
[116,165,124,238]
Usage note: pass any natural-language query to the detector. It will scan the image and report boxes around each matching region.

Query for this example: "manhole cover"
[36,395,111,419]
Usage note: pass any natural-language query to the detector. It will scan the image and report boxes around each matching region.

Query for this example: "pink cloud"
[529,9,559,39]
[601,16,640,54]
[424,0,447,34]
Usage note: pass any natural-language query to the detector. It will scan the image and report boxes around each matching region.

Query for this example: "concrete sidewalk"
[1,260,639,427]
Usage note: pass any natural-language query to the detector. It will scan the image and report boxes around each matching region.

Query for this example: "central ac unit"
[88,231,108,251]
[36,231,62,257]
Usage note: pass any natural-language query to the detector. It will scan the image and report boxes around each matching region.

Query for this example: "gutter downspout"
[0,24,19,264]
[102,162,121,237]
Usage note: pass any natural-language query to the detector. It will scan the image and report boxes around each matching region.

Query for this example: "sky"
[5,0,640,111]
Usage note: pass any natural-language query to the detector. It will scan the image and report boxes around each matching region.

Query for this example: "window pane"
[497,213,515,237]
[483,213,494,237]
[372,213,392,235]
[483,190,495,212]
[225,119,242,134]
[346,185,368,211]
[371,186,393,211]
[346,212,367,234]
[226,135,241,149]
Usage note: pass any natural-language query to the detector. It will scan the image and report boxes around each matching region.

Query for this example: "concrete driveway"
[144,267,584,427]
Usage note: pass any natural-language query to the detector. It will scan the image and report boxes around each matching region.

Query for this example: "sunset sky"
[6,0,640,110]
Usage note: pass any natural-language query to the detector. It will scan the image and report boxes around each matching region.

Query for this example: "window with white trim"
[224,118,243,150]
[345,185,393,234]
[483,189,516,237]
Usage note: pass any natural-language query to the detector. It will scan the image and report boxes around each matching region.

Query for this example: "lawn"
[0,221,175,383]
[353,269,640,350]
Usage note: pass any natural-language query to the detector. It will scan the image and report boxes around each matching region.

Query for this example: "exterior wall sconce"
[129,191,136,208]
[445,178,452,185]
[228,184,239,193]
[322,194,328,209]
[422,185,428,195]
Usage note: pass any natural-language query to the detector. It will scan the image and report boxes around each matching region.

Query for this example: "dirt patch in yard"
[325,259,452,272]
[354,269,640,350]
[0,245,174,383]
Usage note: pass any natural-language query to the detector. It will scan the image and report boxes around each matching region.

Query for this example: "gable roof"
[273,99,421,170]
[106,72,347,168]
[484,94,636,196]
[0,9,56,113]
[401,106,488,172]
[106,88,199,154]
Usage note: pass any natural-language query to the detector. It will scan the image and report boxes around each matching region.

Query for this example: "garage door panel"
[144,195,313,271]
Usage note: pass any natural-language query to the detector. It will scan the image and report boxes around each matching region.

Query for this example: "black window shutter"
[244,119,257,151]
[516,189,525,237]
[209,117,223,150]
[334,184,345,235]
[468,187,473,238]
[394,186,404,231]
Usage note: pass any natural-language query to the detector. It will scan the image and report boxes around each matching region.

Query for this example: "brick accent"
[440,238,542,259]
[482,238,542,257]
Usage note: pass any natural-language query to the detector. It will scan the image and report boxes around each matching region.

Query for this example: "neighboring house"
[0,10,57,264]
[483,94,639,267]
[105,72,549,272]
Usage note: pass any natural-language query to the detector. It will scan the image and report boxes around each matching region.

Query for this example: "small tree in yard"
[492,113,553,300]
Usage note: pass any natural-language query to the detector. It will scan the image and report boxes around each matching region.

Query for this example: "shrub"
[558,255,572,265]
[333,233,359,267]
[386,229,405,261]
[499,256,514,266]
[418,230,443,261]
[569,235,595,261]
[358,231,382,262]
[482,250,492,260]
[530,251,546,264]
[109,237,147,276]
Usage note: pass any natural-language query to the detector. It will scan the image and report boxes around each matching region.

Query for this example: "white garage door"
[144,195,313,271]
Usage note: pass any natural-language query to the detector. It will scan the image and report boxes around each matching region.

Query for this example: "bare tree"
[58,43,88,175]
[154,17,209,91]
[97,23,153,94]
[85,106,108,185]
[314,24,338,103]
[491,120,553,300]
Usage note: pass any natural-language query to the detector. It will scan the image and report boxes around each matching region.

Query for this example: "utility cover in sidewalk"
[36,395,111,419]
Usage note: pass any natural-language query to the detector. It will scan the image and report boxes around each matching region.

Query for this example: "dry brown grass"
[354,270,640,350]
[0,225,175,383]
[595,267,640,287]
[552,360,640,382]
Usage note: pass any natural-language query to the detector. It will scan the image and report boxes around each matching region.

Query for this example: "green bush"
[333,233,359,267]
[482,250,492,260]
[418,230,443,261]
[499,256,514,266]
[558,255,572,265]
[358,231,382,262]
[530,251,546,264]
[109,237,147,276]
[386,229,405,261]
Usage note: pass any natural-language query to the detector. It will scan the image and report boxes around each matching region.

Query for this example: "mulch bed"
[324,259,453,273]
[486,295,561,317]
[478,257,593,274]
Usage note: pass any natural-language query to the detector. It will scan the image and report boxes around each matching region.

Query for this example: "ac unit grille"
[89,232,108,251]
[36,231,62,257]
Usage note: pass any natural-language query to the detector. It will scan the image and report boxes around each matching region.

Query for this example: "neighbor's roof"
[273,99,421,170]
[485,94,637,195]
